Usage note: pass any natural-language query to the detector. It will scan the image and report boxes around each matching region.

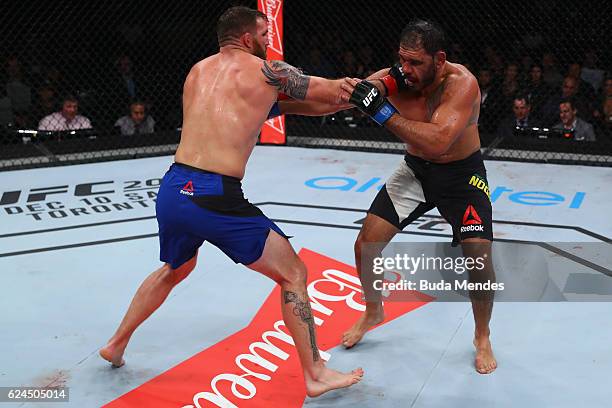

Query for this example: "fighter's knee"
[282,260,307,287]
[181,254,198,274]
[163,255,197,285]
[159,264,176,285]
[354,231,367,257]
[355,229,381,259]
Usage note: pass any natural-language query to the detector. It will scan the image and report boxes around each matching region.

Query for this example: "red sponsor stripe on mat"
[104,249,431,408]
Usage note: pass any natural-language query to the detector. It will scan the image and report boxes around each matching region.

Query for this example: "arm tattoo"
[283,290,319,361]
[262,60,311,100]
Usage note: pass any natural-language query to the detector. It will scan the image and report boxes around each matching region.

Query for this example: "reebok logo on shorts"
[180,180,194,196]
[468,174,490,199]
[461,204,484,233]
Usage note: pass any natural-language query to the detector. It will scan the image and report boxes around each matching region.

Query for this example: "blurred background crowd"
[1,0,610,167]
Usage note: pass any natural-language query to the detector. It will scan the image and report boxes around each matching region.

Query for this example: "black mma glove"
[349,80,398,126]
[379,63,410,95]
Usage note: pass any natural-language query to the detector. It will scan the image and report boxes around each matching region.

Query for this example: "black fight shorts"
[369,150,493,245]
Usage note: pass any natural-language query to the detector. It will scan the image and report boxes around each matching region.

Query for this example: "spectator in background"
[330,37,345,70]
[356,45,375,77]
[116,55,139,102]
[5,56,31,127]
[520,55,534,82]
[500,63,520,116]
[553,98,596,141]
[523,64,554,119]
[41,65,69,98]
[92,54,143,129]
[566,62,596,100]
[483,45,497,66]
[496,95,541,139]
[101,54,144,125]
[38,94,91,131]
[581,50,605,91]
[490,54,505,79]
[541,52,563,87]
[301,47,335,77]
[593,76,612,132]
[30,84,58,125]
[477,67,503,133]
[0,86,13,126]
[114,101,155,136]
[339,50,360,77]
[502,63,520,95]
[483,46,504,78]
[541,76,594,126]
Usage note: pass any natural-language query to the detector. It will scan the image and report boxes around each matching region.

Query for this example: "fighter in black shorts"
[339,20,498,374]
[370,150,492,245]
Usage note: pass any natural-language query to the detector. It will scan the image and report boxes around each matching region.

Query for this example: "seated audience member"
[519,54,534,83]
[541,76,594,126]
[38,95,92,131]
[301,47,335,77]
[523,63,554,119]
[5,56,31,128]
[5,56,31,112]
[108,55,142,114]
[501,62,520,98]
[541,51,563,87]
[581,50,605,92]
[496,95,541,139]
[593,76,612,131]
[114,101,155,135]
[567,62,597,100]
[30,84,58,125]
[553,98,596,142]
[477,67,503,133]
[0,86,14,126]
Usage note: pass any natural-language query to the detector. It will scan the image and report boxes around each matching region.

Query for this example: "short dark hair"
[560,97,576,111]
[530,63,543,71]
[399,19,446,55]
[62,94,78,104]
[130,100,146,110]
[216,6,267,46]
[514,94,530,105]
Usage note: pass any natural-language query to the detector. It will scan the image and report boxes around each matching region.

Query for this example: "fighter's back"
[175,50,277,179]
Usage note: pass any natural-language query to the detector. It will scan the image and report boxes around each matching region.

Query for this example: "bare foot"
[305,367,364,398]
[473,336,497,374]
[342,309,384,348]
[99,343,126,368]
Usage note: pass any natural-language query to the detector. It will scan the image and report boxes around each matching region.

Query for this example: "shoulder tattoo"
[262,60,310,100]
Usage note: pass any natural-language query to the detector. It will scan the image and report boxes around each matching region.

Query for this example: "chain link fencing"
[2,1,610,170]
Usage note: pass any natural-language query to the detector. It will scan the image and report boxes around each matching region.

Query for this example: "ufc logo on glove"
[363,87,378,107]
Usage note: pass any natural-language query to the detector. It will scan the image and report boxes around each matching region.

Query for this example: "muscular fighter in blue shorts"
[100,6,362,396]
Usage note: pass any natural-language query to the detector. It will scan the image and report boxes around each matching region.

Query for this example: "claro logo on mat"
[104,249,429,408]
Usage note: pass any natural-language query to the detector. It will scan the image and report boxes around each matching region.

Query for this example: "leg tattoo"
[284,290,320,361]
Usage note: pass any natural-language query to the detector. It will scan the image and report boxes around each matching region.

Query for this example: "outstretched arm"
[262,60,350,105]
[267,68,390,117]
[277,100,353,116]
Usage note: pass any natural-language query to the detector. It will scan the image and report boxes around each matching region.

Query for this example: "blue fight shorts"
[155,162,289,269]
